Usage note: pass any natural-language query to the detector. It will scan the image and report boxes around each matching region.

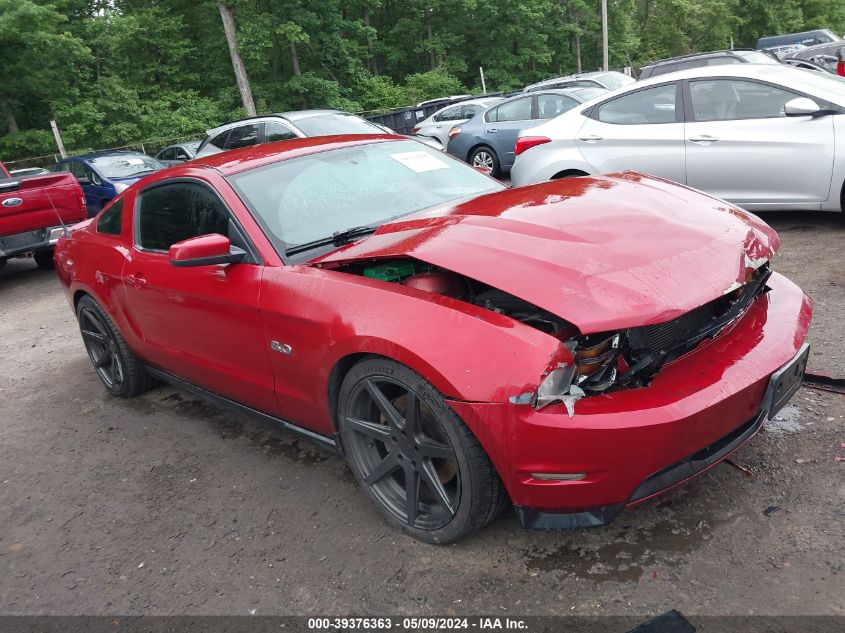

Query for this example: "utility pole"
[479,67,487,94]
[601,0,609,71]
[50,120,67,159]
[218,4,257,117]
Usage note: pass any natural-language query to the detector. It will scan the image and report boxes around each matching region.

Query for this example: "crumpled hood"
[314,172,779,333]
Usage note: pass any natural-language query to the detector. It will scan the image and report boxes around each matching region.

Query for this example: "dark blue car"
[54,151,165,217]
[446,87,607,177]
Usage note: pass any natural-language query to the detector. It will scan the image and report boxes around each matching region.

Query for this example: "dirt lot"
[0,212,843,618]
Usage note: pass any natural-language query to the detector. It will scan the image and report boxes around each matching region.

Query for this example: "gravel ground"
[0,212,843,618]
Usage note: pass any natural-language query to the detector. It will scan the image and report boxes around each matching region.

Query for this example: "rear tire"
[338,357,507,544]
[469,146,501,178]
[33,250,54,269]
[76,295,154,398]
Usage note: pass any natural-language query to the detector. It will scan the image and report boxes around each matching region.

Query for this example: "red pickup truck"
[0,158,87,269]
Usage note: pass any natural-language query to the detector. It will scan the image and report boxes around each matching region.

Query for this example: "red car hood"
[314,172,779,333]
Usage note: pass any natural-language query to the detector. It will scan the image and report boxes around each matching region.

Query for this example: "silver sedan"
[511,64,845,213]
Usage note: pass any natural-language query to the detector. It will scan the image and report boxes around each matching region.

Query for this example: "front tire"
[76,295,153,397]
[338,357,507,544]
[469,146,501,178]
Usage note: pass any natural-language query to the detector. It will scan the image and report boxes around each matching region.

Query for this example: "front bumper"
[0,225,64,258]
[447,272,812,529]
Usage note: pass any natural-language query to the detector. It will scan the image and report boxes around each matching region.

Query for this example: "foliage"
[2,0,845,160]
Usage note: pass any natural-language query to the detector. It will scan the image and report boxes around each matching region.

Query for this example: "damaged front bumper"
[447,272,812,530]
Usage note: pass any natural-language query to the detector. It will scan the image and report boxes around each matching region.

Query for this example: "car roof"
[190,134,403,176]
[642,49,748,68]
[205,110,353,136]
[524,70,625,88]
[73,150,147,160]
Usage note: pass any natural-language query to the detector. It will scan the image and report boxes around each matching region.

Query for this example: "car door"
[485,96,535,170]
[574,82,687,184]
[120,178,279,414]
[683,78,834,209]
[69,160,107,216]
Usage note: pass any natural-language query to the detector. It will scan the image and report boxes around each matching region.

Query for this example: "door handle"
[486,128,499,134]
[577,134,603,142]
[688,135,719,144]
[126,272,147,289]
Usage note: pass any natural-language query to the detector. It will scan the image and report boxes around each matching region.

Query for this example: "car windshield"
[228,139,504,261]
[291,113,383,136]
[90,154,163,178]
[733,50,779,64]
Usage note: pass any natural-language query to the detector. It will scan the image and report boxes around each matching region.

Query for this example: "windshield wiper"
[285,225,378,257]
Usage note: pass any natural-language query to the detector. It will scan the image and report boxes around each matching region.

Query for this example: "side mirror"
[784,97,822,117]
[169,233,246,267]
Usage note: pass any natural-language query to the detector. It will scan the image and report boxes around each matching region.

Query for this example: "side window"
[70,162,87,179]
[137,182,231,252]
[55,162,71,173]
[206,131,230,151]
[434,106,462,122]
[264,121,298,142]
[575,80,601,88]
[225,124,260,150]
[597,84,677,124]
[690,80,795,122]
[158,148,173,161]
[97,199,123,235]
[537,94,578,119]
[461,104,482,118]
[495,97,533,122]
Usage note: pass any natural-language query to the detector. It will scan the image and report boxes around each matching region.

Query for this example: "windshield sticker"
[389,151,449,173]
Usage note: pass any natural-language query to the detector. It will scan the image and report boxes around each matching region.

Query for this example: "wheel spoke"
[420,459,456,516]
[405,467,420,527]
[345,416,391,443]
[94,354,111,369]
[84,312,106,335]
[364,453,399,486]
[81,330,107,345]
[364,380,405,430]
[416,438,454,460]
[404,393,419,438]
[110,354,119,380]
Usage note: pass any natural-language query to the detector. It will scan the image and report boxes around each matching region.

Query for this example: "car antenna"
[45,191,71,238]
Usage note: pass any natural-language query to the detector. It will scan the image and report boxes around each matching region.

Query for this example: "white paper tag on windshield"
[389,151,449,173]
[123,158,146,165]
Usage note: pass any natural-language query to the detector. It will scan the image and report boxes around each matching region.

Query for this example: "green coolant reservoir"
[363,262,417,282]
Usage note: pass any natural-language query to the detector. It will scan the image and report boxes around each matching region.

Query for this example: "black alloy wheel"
[76,295,153,397]
[339,357,507,543]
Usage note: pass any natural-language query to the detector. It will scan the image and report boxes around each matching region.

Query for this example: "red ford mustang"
[55,135,811,543]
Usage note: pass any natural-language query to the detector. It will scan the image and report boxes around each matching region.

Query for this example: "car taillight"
[448,126,462,139]
[515,136,551,156]
[837,61,845,77]
[76,182,86,215]
[411,126,420,135]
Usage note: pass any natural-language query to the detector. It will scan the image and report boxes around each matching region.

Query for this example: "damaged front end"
[326,256,773,415]
[534,261,773,413]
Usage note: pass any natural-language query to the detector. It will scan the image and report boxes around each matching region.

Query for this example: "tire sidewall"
[76,296,132,398]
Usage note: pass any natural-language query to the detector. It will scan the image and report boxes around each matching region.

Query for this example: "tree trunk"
[575,30,582,73]
[217,3,256,116]
[290,40,301,76]
[425,10,435,70]
[364,7,379,76]
[5,107,18,135]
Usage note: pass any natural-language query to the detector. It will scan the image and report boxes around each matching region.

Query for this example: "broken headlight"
[534,333,621,410]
